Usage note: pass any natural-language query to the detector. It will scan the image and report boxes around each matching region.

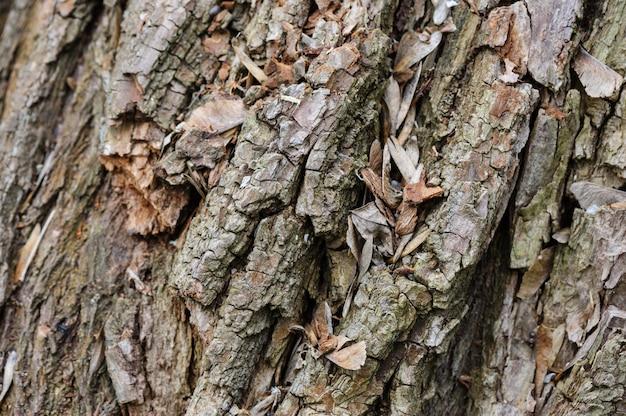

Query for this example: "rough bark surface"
[0,0,625,415]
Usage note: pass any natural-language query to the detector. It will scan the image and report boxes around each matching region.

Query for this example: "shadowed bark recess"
[0,0,625,415]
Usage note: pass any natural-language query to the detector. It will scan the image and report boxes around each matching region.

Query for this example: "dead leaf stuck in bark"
[516,246,555,299]
[573,47,623,98]
[404,177,444,204]
[326,341,367,370]
[184,95,247,134]
[393,30,442,79]
[232,39,268,83]
[534,324,565,396]
[0,351,17,405]
[290,302,367,370]
[14,209,56,282]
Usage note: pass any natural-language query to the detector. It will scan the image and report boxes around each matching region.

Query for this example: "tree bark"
[0,0,624,415]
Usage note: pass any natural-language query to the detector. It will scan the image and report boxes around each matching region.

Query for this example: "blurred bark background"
[0,0,625,415]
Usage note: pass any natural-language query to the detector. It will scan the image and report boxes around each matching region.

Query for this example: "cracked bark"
[0,0,625,415]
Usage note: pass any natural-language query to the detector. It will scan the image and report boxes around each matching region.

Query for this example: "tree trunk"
[0,0,624,415]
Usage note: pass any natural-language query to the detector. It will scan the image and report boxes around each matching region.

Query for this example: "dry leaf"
[383,76,402,132]
[326,341,367,370]
[15,223,41,283]
[400,227,430,258]
[404,179,443,204]
[390,233,414,263]
[397,105,417,146]
[369,139,383,173]
[404,135,421,169]
[202,30,230,56]
[185,95,247,134]
[312,302,333,343]
[232,40,268,83]
[346,216,361,262]
[573,47,623,98]
[0,351,17,405]
[570,181,626,210]
[394,30,442,75]
[397,63,422,139]
[359,235,374,278]
[351,202,394,256]
[516,246,555,299]
[534,324,565,396]
[15,209,56,282]
[395,201,419,236]
[387,137,420,184]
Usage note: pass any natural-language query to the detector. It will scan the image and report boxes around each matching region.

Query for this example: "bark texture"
[0,0,625,415]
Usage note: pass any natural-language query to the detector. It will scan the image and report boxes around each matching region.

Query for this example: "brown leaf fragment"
[400,226,430,258]
[202,30,230,56]
[361,168,386,202]
[318,334,338,354]
[570,181,626,210]
[185,95,247,134]
[390,233,414,263]
[326,341,367,370]
[263,58,295,89]
[395,201,419,236]
[383,76,402,133]
[358,235,374,279]
[15,208,56,282]
[573,47,623,98]
[516,246,555,299]
[232,40,268,83]
[404,179,443,204]
[611,201,626,210]
[394,30,442,76]
[369,139,383,173]
[534,324,565,397]
[387,137,420,184]
[312,302,333,343]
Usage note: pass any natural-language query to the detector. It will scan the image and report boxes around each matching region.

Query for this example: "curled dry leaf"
[326,340,367,370]
[393,30,442,77]
[573,47,623,98]
[516,246,556,299]
[570,181,626,210]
